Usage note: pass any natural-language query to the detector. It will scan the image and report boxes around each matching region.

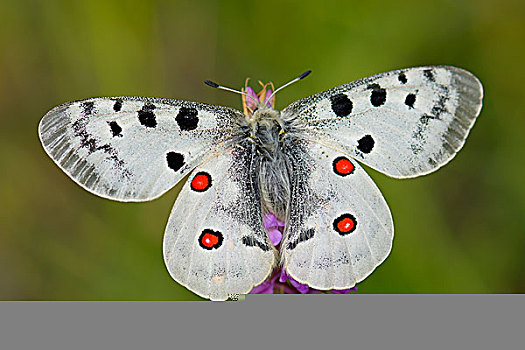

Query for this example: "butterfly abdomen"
[258,151,291,221]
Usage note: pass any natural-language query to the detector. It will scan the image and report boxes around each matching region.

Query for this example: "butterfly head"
[204,70,311,137]
[240,79,282,136]
[241,79,276,117]
[204,70,311,119]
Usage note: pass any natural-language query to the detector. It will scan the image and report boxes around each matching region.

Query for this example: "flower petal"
[279,269,288,283]
[280,269,311,294]
[263,213,278,229]
[289,278,310,294]
[331,286,358,294]
[264,89,274,107]
[245,86,258,110]
[268,228,283,246]
[248,281,274,294]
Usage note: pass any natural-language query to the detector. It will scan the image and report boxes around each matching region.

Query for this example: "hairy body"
[235,105,296,222]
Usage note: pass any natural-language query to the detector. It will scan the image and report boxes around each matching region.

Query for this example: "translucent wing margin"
[282,66,483,178]
[39,96,243,201]
[283,141,393,290]
[163,142,277,300]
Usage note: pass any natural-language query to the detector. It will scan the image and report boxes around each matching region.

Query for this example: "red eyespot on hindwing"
[198,229,223,250]
[333,156,355,176]
[191,171,212,192]
[333,214,357,236]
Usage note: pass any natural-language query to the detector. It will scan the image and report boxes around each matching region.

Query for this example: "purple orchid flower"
[244,85,259,111]
[241,80,276,116]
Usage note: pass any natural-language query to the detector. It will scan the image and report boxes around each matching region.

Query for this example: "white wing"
[163,142,277,300]
[282,66,483,178]
[283,141,393,290]
[39,96,242,201]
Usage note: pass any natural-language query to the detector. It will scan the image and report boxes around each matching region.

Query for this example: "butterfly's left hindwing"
[163,142,277,301]
[283,141,393,290]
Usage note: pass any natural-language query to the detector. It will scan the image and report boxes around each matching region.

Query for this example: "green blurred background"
[1,0,523,300]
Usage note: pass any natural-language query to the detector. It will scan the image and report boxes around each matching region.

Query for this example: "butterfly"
[39,66,483,300]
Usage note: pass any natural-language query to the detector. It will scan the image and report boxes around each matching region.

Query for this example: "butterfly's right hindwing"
[39,96,242,201]
[163,143,277,301]
[283,141,393,290]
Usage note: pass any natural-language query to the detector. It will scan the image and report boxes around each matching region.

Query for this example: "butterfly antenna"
[265,70,312,103]
[204,80,260,106]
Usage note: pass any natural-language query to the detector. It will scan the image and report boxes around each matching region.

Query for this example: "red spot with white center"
[333,157,355,176]
[337,218,355,232]
[198,229,223,250]
[333,214,357,236]
[191,172,212,192]
[202,233,218,247]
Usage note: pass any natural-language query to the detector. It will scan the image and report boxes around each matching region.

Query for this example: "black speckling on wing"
[38,96,243,202]
[282,66,483,178]
[282,140,393,290]
[163,140,277,301]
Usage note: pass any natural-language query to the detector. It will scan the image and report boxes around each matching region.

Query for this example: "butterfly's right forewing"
[39,97,242,201]
[283,66,483,178]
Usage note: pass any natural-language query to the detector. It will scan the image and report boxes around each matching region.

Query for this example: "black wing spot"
[357,134,375,154]
[423,69,435,82]
[405,93,416,108]
[113,99,123,112]
[166,151,184,171]
[286,228,315,250]
[138,103,157,128]
[398,73,407,84]
[330,94,353,117]
[431,95,448,119]
[81,101,94,115]
[367,84,387,107]
[108,121,122,137]
[72,114,129,176]
[175,107,199,131]
[420,114,435,123]
[431,106,444,118]
[241,236,270,251]
[410,115,435,154]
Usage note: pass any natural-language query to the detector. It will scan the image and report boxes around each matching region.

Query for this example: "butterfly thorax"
[246,106,284,157]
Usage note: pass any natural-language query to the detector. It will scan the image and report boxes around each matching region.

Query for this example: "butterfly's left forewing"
[283,141,393,290]
[39,97,241,201]
[163,142,277,300]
